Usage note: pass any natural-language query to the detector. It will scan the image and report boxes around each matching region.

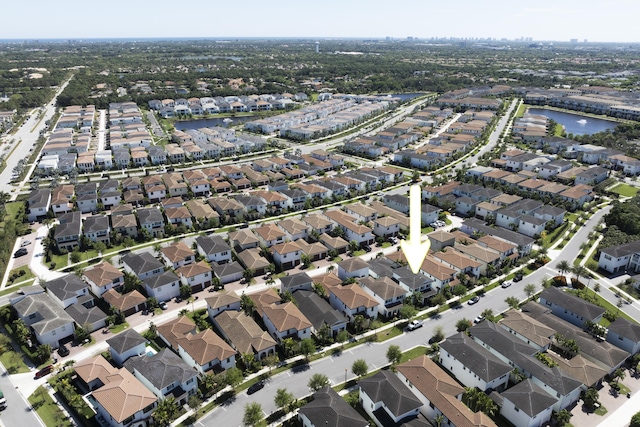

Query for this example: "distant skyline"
[3,0,640,43]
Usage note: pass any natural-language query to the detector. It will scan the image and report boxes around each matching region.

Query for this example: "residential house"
[293,290,348,337]
[54,211,82,251]
[328,283,379,321]
[500,379,557,427]
[253,223,287,247]
[137,207,165,238]
[27,188,52,222]
[82,261,124,297]
[102,289,147,317]
[298,387,368,427]
[45,274,89,309]
[111,213,138,239]
[396,355,498,427]
[106,328,147,366]
[358,370,422,427]
[212,261,244,284]
[12,293,75,349]
[160,241,195,269]
[88,360,157,427]
[280,272,313,294]
[176,261,213,292]
[143,271,181,302]
[606,317,640,355]
[121,252,165,281]
[236,248,271,277]
[439,332,511,392]
[539,287,605,328]
[337,258,369,281]
[83,215,111,244]
[124,348,198,405]
[195,235,232,264]
[228,229,261,252]
[261,302,313,342]
[213,310,277,360]
[206,293,241,319]
[271,241,302,270]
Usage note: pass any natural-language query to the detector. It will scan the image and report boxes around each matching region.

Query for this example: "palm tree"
[555,260,571,282]
[571,265,587,286]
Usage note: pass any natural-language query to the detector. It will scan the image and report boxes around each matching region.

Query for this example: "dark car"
[247,381,264,395]
[57,345,70,357]
[513,273,523,282]
[34,365,53,379]
[362,245,372,253]
[14,248,28,258]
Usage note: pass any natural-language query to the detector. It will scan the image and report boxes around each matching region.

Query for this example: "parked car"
[406,320,423,331]
[362,245,372,253]
[21,240,31,247]
[247,381,264,395]
[34,365,53,379]
[513,273,523,282]
[467,296,480,305]
[473,315,485,324]
[159,302,168,310]
[501,281,512,288]
[13,248,28,258]
[57,345,70,357]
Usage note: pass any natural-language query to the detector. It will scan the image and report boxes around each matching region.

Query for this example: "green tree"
[611,368,626,386]
[243,402,263,427]
[299,338,316,360]
[399,304,417,322]
[456,318,472,332]
[308,373,330,391]
[524,283,537,300]
[34,344,52,363]
[243,268,255,284]
[188,395,202,411]
[386,345,402,367]
[431,326,445,343]
[571,265,587,285]
[480,309,495,322]
[240,293,255,316]
[505,296,520,309]
[352,359,368,378]
[152,397,179,426]
[353,314,366,333]
[463,387,497,415]
[630,411,640,427]
[300,254,312,269]
[555,260,571,281]
[74,324,90,342]
[12,319,31,345]
[582,387,600,411]
[274,388,295,414]
[179,284,192,299]
[224,367,244,387]
[336,329,349,348]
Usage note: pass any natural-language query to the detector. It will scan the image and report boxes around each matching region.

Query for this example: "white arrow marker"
[400,185,431,274]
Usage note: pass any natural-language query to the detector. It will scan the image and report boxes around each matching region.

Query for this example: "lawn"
[49,252,69,269]
[109,322,130,334]
[515,103,527,118]
[28,386,74,427]
[553,123,564,136]
[610,183,639,198]
[400,346,427,364]
[0,345,30,373]
[7,264,35,285]
[352,250,366,257]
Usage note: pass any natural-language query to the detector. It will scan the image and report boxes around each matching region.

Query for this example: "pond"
[527,108,618,136]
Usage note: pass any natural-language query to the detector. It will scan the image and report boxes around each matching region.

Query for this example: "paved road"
[0,77,72,199]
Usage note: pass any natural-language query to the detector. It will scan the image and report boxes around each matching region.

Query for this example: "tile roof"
[92,365,157,423]
[214,310,277,355]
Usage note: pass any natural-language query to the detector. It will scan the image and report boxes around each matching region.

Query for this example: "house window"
[29,313,36,320]
[52,330,56,336]
[514,407,519,412]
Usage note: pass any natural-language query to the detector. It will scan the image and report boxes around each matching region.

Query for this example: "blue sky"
[3,0,639,42]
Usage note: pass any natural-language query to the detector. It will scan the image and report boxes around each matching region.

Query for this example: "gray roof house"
[358,370,422,427]
[539,287,606,328]
[46,274,89,309]
[439,332,512,392]
[106,328,148,366]
[65,295,108,333]
[298,387,368,427]
[12,293,75,349]
[195,235,232,264]
[212,261,244,284]
[54,211,82,251]
[606,317,640,355]
[499,379,556,427]
[293,290,347,335]
[280,272,313,293]
[124,348,198,405]
[83,215,111,244]
[27,188,51,222]
[121,252,165,281]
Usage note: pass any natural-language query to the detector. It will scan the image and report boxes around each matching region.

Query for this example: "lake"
[527,108,618,136]
[176,116,256,131]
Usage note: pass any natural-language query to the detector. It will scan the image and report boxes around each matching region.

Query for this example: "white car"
[406,320,423,331]
[21,240,31,247]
